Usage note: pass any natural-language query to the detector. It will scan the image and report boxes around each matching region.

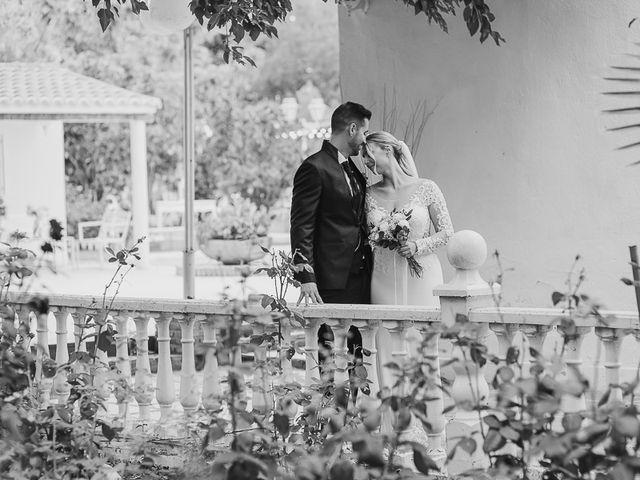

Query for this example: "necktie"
[342,160,361,201]
[342,160,366,253]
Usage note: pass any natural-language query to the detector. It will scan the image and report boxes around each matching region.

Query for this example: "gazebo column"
[129,119,150,265]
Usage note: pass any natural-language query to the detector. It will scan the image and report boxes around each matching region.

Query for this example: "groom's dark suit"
[291,140,372,372]
[290,140,372,300]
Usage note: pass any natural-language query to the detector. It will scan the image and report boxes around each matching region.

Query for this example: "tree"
[86,0,504,65]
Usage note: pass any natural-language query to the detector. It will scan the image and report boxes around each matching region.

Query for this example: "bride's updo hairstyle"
[365,131,418,177]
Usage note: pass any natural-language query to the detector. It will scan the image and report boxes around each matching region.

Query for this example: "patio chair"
[77,205,132,263]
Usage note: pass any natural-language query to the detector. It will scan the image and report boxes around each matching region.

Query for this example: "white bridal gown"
[366,178,454,456]
[366,179,454,307]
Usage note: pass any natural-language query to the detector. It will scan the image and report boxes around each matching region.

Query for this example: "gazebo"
[0,62,162,263]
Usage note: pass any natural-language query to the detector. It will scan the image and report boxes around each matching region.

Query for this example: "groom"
[290,101,373,365]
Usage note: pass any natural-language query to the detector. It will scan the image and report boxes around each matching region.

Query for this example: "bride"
[362,131,454,306]
[362,131,454,451]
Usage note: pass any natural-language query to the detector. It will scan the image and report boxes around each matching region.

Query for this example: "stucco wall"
[0,120,66,233]
[339,0,640,309]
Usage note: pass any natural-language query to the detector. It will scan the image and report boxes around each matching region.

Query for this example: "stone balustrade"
[2,230,638,473]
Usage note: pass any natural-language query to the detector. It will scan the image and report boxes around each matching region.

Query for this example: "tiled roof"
[0,63,162,119]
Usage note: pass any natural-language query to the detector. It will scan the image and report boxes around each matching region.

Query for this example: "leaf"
[260,295,273,309]
[613,415,640,437]
[497,366,514,382]
[457,437,477,455]
[505,346,519,365]
[610,464,634,480]
[329,460,354,480]
[499,425,520,441]
[484,414,502,429]
[467,13,479,37]
[483,428,506,453]
[598,388,611,407]
[273,412,290,438]
[101,422,116,441]
[396,407,412,432]
[551,291,565,306]
[413,445,439,474]
[97,8,112,32]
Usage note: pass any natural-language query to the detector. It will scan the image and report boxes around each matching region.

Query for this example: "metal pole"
[183,26,195,299]
[629,246,640,318]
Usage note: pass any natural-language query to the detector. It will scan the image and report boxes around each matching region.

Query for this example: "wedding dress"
[366,179,453,306]
[366,178,453,456]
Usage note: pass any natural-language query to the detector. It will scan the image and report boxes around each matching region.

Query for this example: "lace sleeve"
[415,180,454,256]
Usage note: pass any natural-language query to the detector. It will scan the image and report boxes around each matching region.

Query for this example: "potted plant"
[197,194,273,265]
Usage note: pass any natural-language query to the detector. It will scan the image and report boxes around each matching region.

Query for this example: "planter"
[200,236,271,265]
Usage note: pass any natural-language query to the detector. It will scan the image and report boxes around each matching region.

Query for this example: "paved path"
[32,248,299,303]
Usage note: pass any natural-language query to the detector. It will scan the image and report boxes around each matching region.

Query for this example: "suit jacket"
[290,140,369,290]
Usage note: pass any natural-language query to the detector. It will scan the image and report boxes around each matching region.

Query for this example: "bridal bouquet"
[368,208,423,277]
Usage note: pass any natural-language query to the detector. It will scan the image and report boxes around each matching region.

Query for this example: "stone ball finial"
[446,230,487,270]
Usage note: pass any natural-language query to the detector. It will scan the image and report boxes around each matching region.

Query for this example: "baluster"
[200,315,221,412]
[52,308,71,403]
[380,320,409,394]
[279,318,294,384]
[375,321,410,434]
[329,319,352,387]
[179,314,200,416]
[357,319,380,400]
[594,327,624,405]
[74,307,88,353]
[558,326,590,414]
[422,326,447,470]
[521,325,550,376]
[15,305,32,350]
[113,312,131,425]
[35,309,52,405]
[133,312,154,425]
[155,312,176,433]
[490,323,519,362]
[304,318,321,386]
[251,322,270,414]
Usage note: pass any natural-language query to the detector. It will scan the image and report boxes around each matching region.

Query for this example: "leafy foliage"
[85,0,504,65]
[0,237,152,479]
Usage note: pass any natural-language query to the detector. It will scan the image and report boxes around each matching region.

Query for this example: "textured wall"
[339,0,640,310]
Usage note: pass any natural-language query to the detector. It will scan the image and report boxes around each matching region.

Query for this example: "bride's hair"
[365,131,418,177]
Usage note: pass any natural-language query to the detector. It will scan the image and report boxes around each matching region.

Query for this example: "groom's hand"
[298,282,324,306]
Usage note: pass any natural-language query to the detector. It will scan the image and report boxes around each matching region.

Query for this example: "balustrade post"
[356,319,380,400]
[521,325,550,376]
[133,312,154,426]
[250,322,271,414]
[155,313,176,432]
[304,318,321,386]
[15,305,32,350]
[113,312,131,424]
[178,314,200,416]
[422,326,447,470]
[279,318,294,384]
[329,319,352,387]
[558,326,590,414]
[200,315,221,412]
[35,309,52,405]
[434,230,496,475]
[52,308,71,403]
[73,307,88,353]
[376,320,410,435]
[595,327,623,406]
